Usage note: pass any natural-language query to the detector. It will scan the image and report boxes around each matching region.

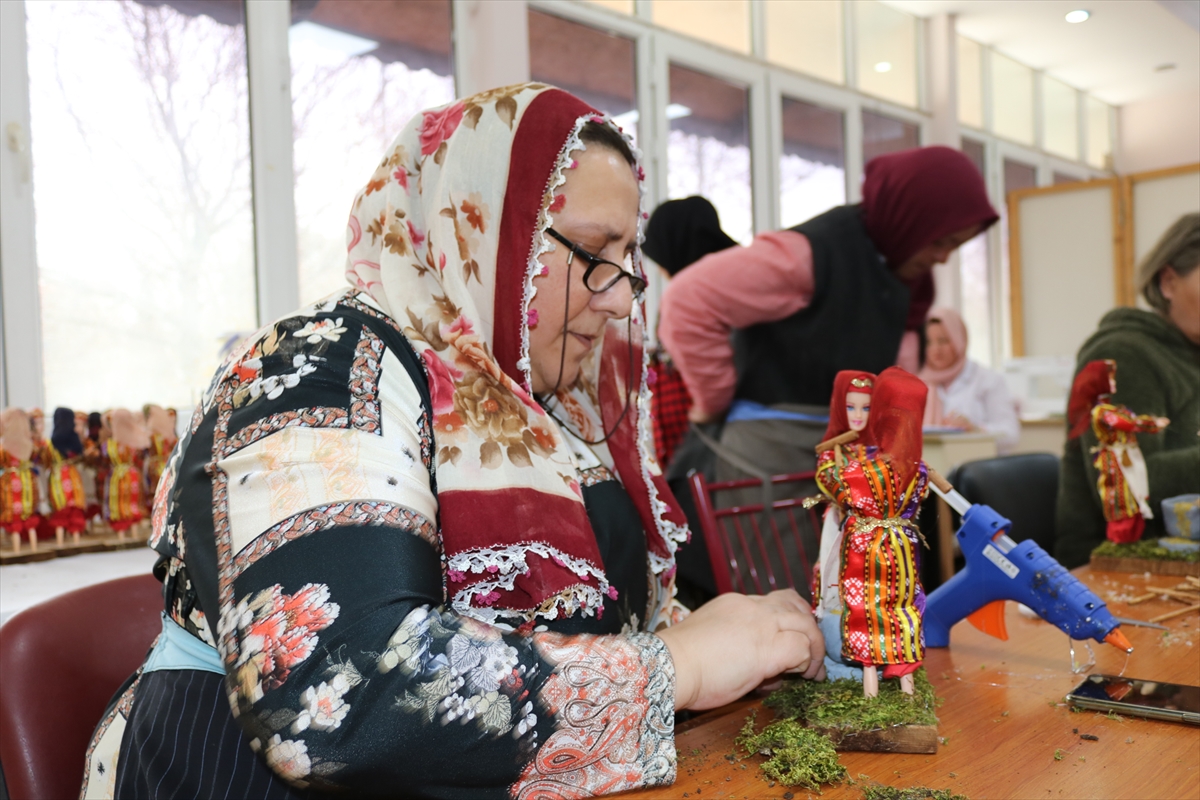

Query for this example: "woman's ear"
[1159,266,1180,305]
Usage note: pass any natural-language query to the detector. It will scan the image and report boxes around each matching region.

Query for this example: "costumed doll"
[1,407,43,552]
[84,411,106,525]
[45,407,88,546]
[817,367,929,698]
[812,370,877,681]
[1067,360,1170,544]
[103,408,148,540]
[142,403,177,504]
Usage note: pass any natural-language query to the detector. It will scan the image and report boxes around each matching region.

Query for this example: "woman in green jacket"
[1055,213,1200,568]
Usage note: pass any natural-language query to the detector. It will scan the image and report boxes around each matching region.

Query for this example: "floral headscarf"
[346,84,688,628]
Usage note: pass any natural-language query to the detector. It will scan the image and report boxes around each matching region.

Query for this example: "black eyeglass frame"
[545,227,647,299]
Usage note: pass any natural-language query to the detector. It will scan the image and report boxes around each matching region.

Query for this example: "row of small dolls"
[0,404,180,552]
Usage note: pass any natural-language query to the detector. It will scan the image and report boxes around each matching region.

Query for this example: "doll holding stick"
[817,368,929,697]
[1066,359,1169,544]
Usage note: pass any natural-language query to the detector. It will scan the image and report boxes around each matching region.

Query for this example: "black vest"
[732,205,909,407]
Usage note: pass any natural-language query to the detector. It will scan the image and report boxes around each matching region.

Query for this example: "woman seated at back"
[919,306,1019,453]
[82,84,824,800]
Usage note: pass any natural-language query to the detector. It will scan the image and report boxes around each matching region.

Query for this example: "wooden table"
[621,569,1200,800]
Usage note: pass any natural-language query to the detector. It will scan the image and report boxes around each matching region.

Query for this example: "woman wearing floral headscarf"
[83,85,823,800]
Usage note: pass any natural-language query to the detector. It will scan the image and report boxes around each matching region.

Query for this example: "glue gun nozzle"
[1105,629,1133,653]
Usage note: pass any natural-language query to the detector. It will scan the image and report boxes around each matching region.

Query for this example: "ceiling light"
[665,103,692,120]
[874,61,893,73]
[1064,9,1090,23]
[1154,62,1177,72]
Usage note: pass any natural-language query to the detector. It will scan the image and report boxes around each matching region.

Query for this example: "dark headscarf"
[862,146,998,331]
[87,411,103,442]
[51,406,83,457]
[642,196,738,276]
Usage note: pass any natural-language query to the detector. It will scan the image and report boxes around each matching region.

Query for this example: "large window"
[1042,76,1079,161]
[957,36,984,129]
[653,0,750,55]
[958,139,991,364]
[990,52,1034,146]
[764,0,844,86]
[27,0,256,411]
[529,9,637,141]
[1086,97,1112,170]
[667,64,753,244]
[779,98,845,228]
[862,109,919,164]
[854,0,918,108]
[1000,158,1038,356]
[290,0,455,306]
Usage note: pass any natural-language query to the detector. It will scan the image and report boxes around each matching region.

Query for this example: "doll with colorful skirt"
[103,408,148,539]
[1,407,43,552]
[817,368,929,698]
[142,404,177,504]
[83,411,106,525]
[45,407,88,546]
[1066,359,1170,544]
[811,370,877,681]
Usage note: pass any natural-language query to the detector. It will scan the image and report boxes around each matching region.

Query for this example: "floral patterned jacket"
[137,290,678,798]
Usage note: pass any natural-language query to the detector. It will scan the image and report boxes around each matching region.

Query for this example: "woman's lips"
[570,332,595,349]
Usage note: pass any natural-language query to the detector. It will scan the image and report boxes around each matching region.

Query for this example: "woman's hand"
[942,412,976,431]
[656,590,825,711]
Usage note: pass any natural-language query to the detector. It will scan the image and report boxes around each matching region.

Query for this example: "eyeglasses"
[545,228,647,299]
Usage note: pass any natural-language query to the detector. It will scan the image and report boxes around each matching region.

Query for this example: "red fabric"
[47,507,86,534]
[1107,515,1145,544]
[867,367,928,489]
[1067,359,1116,440]
[882,662,921,679]
[861,146,998,331]
[822,370,877,445]
[649,352,692,467]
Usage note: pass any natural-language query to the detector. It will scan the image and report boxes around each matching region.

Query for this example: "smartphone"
[1065,674,1200,725]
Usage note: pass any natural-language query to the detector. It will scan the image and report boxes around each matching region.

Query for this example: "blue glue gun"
[923,476,1132,653]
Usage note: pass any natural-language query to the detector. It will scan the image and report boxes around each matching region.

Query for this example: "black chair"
[947,453,1060,552]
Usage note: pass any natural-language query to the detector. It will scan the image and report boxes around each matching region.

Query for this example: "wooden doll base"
[817,724,939,754]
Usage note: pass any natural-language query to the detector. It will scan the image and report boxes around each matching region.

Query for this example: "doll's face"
[846,391,871,432]
[74,416,87,440]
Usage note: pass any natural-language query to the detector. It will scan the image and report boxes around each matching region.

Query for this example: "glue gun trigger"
[966,600,1009,641]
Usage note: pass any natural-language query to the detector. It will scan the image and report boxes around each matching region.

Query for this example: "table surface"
[619,569,1200,800]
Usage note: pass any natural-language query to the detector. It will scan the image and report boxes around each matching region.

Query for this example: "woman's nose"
[591,276,634,319]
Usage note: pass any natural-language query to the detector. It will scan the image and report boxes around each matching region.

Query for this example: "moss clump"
[1092,540,1200,563]
[858,783,968,800]
[736,710,846,790]
[764,669,940,732]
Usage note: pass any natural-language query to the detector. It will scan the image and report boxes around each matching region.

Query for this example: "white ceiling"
[880,0,1200,106]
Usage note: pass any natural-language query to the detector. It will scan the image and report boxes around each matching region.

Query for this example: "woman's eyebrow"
[568,221,630,242]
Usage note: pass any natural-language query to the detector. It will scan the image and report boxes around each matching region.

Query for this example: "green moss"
[763,669,940,731]
[858,784,968,800]
[1092,540,1200,563]
[736,710,847,790]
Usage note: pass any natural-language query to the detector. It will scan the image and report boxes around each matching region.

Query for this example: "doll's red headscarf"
[823,370,877,446]
[862,146,998,331]
[867,367,928,488]
[1067,359,1116,440]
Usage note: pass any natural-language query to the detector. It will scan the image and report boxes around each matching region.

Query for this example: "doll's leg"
[8,531,18,553]
[27,528,38,552]
[900,673,915,695]
[862,666,879,698]
[56,526,65,547]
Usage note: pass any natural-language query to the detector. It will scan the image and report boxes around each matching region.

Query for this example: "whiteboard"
[1132,171,1200,265]
[1016,185,1117,359]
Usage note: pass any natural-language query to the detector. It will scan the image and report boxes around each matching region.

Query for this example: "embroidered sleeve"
[163,296,675,798]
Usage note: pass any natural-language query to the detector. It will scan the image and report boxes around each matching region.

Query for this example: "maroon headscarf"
[862,146,999,331]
